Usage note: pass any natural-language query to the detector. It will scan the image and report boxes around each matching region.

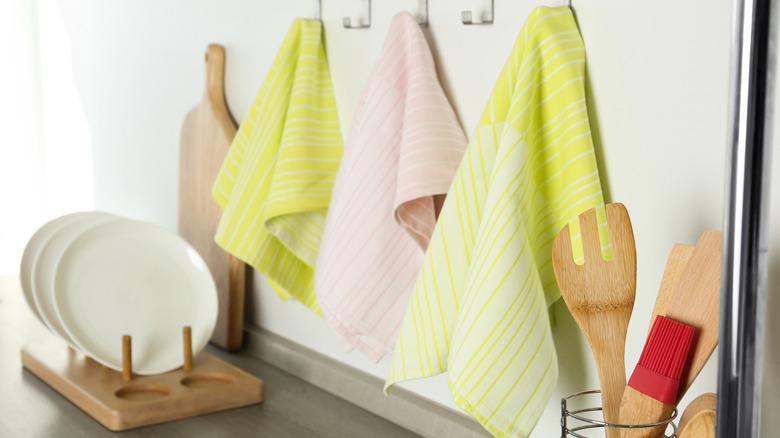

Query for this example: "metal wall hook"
[314,0,321,20]
[462,0,494,25]
[343,0,371,28]
[416,0,429,26]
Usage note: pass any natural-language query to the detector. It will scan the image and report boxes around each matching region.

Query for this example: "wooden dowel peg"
[122,335,132,381]
[183,326,193,372]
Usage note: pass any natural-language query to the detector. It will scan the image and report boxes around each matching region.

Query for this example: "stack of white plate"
[20,212,218,375]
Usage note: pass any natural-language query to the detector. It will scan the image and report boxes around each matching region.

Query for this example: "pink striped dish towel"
[315,12,467,362]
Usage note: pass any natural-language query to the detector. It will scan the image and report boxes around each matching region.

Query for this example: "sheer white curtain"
[0,0,93,274]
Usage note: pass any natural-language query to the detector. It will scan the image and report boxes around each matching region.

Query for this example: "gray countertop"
[0,276,419,438]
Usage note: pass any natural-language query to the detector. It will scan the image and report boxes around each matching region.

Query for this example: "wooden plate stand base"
[21,327,264,431]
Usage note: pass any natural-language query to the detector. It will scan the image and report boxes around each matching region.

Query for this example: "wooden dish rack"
[21,327,264,431]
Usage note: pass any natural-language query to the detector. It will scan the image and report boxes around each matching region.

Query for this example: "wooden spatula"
[649,244,694,333]
[663,230,721,395]
[179,44,245,351]
[553,203,637,437]
[613,243,691,438]
[618,231,721,437]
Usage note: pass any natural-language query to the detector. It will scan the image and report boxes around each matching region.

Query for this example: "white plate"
[31,212,118,345]
[53,220,217,374]
[21,212,115,324]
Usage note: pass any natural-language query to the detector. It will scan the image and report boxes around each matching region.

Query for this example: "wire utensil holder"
[561,390,677,437]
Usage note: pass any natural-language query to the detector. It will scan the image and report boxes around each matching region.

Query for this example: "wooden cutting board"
[179,44,245,351]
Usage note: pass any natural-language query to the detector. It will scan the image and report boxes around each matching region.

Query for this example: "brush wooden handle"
[618,236,718,437]
[618,386,673,437]
[617,244,691,437]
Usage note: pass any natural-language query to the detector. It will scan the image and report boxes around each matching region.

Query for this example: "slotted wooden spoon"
[553,203,637,438]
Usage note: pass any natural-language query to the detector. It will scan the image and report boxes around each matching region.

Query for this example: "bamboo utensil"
[678,393,717,433]
[662,230,722,394]
[553,203,637,437]
[608,243,689,438]
[679,412,715,438]
[618,231,722,437]
[648,244,694,332]
[618,316,697,438]
[678,396,716,438]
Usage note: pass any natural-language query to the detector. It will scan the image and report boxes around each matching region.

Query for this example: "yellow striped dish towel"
[212,19,342,313]
[385,7,605,437]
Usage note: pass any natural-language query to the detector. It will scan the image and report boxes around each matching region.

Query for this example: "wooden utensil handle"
[592,334,627,438]
[619,386,673,438]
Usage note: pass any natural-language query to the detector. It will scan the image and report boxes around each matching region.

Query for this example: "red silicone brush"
[617,315,698,438]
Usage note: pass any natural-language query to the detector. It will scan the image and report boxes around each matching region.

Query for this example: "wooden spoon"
[553,203,637,437]
[678,393,717,433]
[679,411,716,438]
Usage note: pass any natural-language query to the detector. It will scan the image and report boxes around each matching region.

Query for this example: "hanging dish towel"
[212,19,342,313]
[385,7,606,437]
[315,12,467,361]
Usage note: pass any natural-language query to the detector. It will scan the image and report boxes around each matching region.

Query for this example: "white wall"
[0,0,44,274]
[0,0,94,275]
[54,0,780,436]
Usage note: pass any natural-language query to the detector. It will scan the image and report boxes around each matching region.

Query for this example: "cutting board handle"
[205,44,225,102]
[203,44,235,136]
